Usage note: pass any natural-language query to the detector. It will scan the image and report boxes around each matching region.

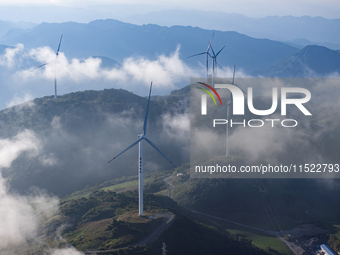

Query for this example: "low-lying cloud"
[0,130,83,254]
[0,43,203,110]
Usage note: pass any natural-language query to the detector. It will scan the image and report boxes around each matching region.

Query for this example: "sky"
[0,0,339,19]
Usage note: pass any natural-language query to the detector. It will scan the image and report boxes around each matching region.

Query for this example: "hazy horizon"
[0,0,338,24]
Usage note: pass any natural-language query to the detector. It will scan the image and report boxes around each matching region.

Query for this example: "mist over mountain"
[254,45,340,77]
[0,20,36,38]
[0,4,339,51]
[0,19,299,74]
[0,87,189,196]
[127,10,340,49]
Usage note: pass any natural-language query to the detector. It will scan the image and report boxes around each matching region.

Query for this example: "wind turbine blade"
[56,34,63,56]
[38,63,48,68]
[215,46,225,57]
[206,53,208,77]
[207,32,214,52]
[216,60,222,69]
[56,60,72,80]
[144,137,176,167]
[232,65,236,85]
[38,60,56,68]
[216,101,231,114]
[210,45,216,56]
[143,82,152,136]
[54,76,57,99]
[187,52,206,58]
[108,137,143,164]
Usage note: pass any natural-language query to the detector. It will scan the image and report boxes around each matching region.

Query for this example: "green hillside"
[56,186,269,255]
[0,87,189,195]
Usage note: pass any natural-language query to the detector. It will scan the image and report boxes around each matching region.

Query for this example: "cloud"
[5,93,34,108]
[118,45,198,87]
[0,130,83,254]
[190,77,339,173]
[0,130,40,168]
[0,44,25,68]
[217,66,251,79]
[161,112,190,153]
[39,153,58,166]
[49,247,85,255]
[0,177,60,252]
[0,43,205,110]
[16,44,200,89]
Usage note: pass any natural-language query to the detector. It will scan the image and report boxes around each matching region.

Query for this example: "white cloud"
[0,130,40,168]
[0,43,206,110]
[0,44,24,68]
[5,93,34,108]
[16,44,200,89]
[161,112,189,141]
[0,130,83,254]
[49,247,85,255]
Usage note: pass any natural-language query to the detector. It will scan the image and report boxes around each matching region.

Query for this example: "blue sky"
[0,0,339,19]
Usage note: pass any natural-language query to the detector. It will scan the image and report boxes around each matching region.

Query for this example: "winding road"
[164,176,174,199]
[163,175,313,255]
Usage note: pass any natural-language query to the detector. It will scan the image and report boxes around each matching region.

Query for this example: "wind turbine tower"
[209,44,225,87]
[226,65,237,157]
[188,32,214,79]
[108,82,176,216]
[38,34,63,99]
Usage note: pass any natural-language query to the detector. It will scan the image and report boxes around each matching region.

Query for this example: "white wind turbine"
[226,65,236,157]
[188,32,214,79]
[209,44,225,87]
[38,34,64,99]
[108,82,176,216]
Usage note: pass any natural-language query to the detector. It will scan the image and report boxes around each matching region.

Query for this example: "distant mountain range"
[254,45,340,77]
[0,18,338,112]
[0,5,339,50]
[0,19,299,73]
[127,10,340,50]
[0,20,36,38]
[1,18,339,77]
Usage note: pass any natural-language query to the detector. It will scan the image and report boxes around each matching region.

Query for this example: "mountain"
[284,38,340,51]
[0,43,11,53]
[1,87,189,196]
[92,55,120,68]
[0,19,299,73]
[57,188,268,255]
[253,45,340,77]
[0,5,339,50]
[172,177,340,226]
[0,20,36,38]
[127,10,340,50]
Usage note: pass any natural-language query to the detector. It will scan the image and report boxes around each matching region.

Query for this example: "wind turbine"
[226,65,236,157]
[188,32,214,78]
[38,34,63,99]
[108,82,175,216]
[209,44,225,87]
